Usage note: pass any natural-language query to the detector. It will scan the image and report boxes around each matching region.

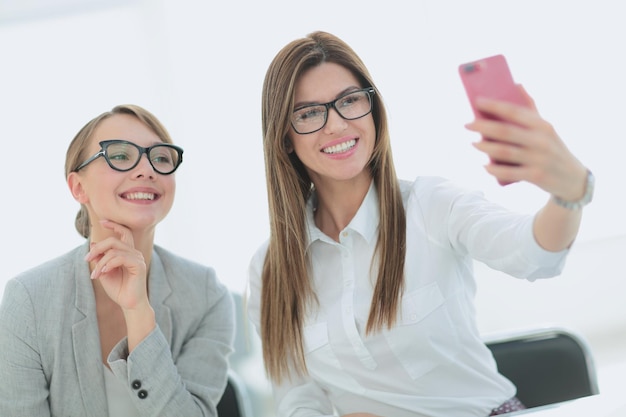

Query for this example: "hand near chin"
[85,220,149,311]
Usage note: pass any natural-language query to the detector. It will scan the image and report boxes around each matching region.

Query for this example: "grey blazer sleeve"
[0,279,51,416]
[106,248,236,416]
[108,288,235,416]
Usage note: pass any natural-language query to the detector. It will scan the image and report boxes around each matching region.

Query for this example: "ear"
[284,137,294,154]
[67,172,89,204]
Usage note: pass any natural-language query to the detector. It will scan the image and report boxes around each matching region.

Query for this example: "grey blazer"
[0,243,235,417]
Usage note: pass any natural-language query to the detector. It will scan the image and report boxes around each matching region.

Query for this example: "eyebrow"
[99,139,168,147]
[293,86,362,109]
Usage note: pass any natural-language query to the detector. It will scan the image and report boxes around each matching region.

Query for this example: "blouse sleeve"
[409,177,569,280]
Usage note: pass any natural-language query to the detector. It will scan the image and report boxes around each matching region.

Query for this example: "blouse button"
[131,380,142,390]
[138,389,148,399]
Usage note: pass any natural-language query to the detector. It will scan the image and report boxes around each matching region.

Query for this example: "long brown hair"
[65,104,174,238]
[260,31,406,383]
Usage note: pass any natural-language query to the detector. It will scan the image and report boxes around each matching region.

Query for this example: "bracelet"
[551,170,594,210]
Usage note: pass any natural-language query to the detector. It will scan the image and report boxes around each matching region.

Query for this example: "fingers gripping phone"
[459,54,527,185]
[459,54,526,120]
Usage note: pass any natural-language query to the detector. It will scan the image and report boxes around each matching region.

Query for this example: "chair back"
[217,370,254,417]
[485,326,599,409]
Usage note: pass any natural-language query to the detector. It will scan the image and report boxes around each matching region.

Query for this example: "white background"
[1,0,623,293]
[1,0,625,411]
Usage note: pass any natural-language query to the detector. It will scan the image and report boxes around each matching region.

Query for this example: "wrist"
[123,304,156,352]
[551,169,594,210]
[123,303,155,327]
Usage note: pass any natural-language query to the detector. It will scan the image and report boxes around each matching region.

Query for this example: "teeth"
[323,139,356,154]
[125,192,155,200]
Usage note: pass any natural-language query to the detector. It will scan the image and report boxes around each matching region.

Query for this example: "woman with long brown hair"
[248,31,592,417]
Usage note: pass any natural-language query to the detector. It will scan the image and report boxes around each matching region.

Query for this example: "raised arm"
[465,85,592,251]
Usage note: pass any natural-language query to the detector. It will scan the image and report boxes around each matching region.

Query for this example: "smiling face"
[67,113,176,237]
[289,62,376,188]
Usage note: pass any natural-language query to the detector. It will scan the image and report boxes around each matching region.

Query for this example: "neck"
[313,174,372,241]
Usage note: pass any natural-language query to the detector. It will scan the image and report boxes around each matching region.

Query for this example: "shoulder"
[152,247,235,339]
[7,245,86,296]
[154,245,217,277]
[247,239,269,291]
[400,176,496,241]
[1,245,87,328]
[153,245,229,302]
[249,239,269,271]
[401,175,470,195]
[400,176,484,208]
[246,239,269,327]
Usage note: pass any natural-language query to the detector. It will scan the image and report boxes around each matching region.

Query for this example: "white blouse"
[248,176,569,417]
[103,365,140,417]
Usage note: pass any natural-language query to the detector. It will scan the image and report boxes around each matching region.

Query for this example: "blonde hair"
[261,31,406,383]
[65,104,173,238]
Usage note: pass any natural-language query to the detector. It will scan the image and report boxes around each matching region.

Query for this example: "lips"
[322,139,357,154]
[121,191,158,201]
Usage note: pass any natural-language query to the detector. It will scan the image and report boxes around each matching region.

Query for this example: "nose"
[133,153,156,179]
[323,107,347,134]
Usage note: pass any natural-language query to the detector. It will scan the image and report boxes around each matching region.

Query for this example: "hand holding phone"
[459,54,528,185]
[459,54,527,120]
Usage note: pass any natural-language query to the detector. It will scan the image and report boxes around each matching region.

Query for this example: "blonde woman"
[0,105,234,416]
[247,31,593,417]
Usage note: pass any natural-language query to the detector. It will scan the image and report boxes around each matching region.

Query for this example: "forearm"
[533,167,591,252]
[123,302,156,353]
[533,199,583,251]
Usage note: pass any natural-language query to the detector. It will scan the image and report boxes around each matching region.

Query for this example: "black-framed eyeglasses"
[291,87,376,134]
[74,140,184,175]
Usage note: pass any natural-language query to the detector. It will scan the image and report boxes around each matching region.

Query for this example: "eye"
[337,91,363,108]
[293,105,325,122]
[150,148,175,165]
[107,149,133,161]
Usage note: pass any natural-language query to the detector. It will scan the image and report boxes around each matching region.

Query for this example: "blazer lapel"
[148,248,173,342]
[68,245,173,416]
[72,243,109,417]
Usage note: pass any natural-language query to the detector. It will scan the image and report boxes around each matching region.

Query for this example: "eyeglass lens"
[105,141,181,174]
[292,88,374,134]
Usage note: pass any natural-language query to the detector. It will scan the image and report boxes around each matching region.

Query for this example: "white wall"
[1,0,624,409]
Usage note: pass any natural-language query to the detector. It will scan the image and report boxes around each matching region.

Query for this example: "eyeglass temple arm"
[75,150,104,172]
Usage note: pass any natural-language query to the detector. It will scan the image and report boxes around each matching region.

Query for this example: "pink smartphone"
[459,54,527,185]
[458,54,527,120]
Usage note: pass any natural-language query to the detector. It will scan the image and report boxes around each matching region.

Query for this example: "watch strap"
[551,169,594,210]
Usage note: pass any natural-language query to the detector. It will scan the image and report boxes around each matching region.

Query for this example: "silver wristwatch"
[551,170,595,210]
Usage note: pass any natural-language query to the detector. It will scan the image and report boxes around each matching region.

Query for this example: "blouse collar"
[305,179,379,246]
